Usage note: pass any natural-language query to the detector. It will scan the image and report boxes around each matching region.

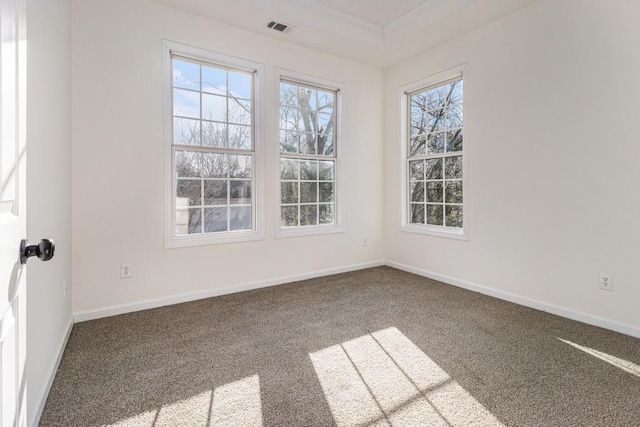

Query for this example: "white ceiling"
[151,0,543,68]
[288,0,429,29]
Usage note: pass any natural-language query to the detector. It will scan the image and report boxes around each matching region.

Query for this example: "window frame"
[274,68,346,238]
[163,40,265,248]
[398,65,468,240]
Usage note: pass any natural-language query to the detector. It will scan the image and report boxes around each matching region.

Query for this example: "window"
[401,70,465,238]
[277,73,344,236]
[164,42,263,247]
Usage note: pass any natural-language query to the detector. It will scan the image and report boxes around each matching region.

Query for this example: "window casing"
[164,42,264,248]
[400,68,466,239]
[276,72,344,237]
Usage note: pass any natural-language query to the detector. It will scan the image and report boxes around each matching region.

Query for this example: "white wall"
[384,0,640,335]
[26,0,73,424]
[71,0,384,316]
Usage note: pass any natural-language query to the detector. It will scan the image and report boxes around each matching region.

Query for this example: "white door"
[0,0,27,425]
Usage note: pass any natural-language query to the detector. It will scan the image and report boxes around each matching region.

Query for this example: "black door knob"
[20,239,55,265]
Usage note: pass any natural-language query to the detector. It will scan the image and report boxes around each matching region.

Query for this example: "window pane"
[427,109,445,132]
[448,80,463,105]
[317,90,334,110]
[202,121,226,147]
[230,181,251,204]
[426,182,443,203]
[171,56,256,240]
[174,118,200,146]
[281,159,299,180]
[176,151,201,178]
[444,156,462,179]
[410,204,425,224]
[176,179,201,206]
[281,206,298,227]
[229,155,251,178]
[280,130,299,153]
[203,180,227,205]
[446,104,463,128]
[319,182,333,203]
[280,106,298,131]
[300,205,318,226]
[410,113,426,136]
[446,129,463,152]
[319,161,334,181]
[427,86,447,110]
[410,92,427,115]
[427,132,445,154]
[278,79,338,231]
[300,160,318,180]
[445,181,463,204]
[230,206,252,231]
[202,94,226,122]
[319,204,333,225]
[228,124,251,150]
[318,134,334,156]
[280,82,299,107]
[229,99,251,125]
[203,207,227,233]
[300,182,318,203]
[202,66,226,95]
[300,132,316,155]
[407,78,463,231]
[228,71,252,100]
[409,160,424,181]
[425,158,443,180]
[410,182,424,202]
[410,135,426,157]
[174,89,200,119]
[176,208,201,235]
[317,112,333,135]
[281,182,298,204]
[426,204,444,226]
[173,59,200,90]
[202,153,226,178]
[445,205,463,228]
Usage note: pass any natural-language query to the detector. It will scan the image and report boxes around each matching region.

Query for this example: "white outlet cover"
[121,263,132,279]
[599,273,612,291]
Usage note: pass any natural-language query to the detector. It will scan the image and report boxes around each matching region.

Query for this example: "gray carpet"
[40,267,640,426]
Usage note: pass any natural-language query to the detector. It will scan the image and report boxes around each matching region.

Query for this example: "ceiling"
[151,0,543,68]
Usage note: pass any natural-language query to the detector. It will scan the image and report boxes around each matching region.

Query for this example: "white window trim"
[398,64,468,240]
[274,68,346,238]
[162,40,265,248]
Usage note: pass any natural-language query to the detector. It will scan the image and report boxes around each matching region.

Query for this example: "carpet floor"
[40,267,640,426]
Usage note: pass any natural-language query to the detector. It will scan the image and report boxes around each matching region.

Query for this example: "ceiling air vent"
[265,20,295,34]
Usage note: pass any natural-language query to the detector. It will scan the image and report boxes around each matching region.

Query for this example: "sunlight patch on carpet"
[310,327,504,427]
[558,338,640,378]
[106,375,263,427]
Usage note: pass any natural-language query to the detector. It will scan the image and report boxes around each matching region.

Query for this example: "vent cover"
[265,20,295,34]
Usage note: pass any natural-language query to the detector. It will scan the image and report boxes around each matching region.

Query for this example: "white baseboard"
[74,260,385,323]
[30,316,73,427]
[386,260,640,339]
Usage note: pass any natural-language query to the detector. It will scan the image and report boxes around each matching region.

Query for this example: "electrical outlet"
[121,263,132,279]
[599,273,612,291]
[362,236,368,247]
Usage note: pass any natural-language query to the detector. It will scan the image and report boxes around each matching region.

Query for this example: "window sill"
[276,224,345,239]
[165,230,264,249]
[399,224,468,241]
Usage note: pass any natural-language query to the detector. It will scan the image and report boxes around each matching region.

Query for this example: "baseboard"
[74,260,385,323]
[385,261,640,339]
[30,316,73,427]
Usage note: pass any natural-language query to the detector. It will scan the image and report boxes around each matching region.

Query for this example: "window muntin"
[172,56,255,236]
[407,78,463,229]
[278,79,337,229]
